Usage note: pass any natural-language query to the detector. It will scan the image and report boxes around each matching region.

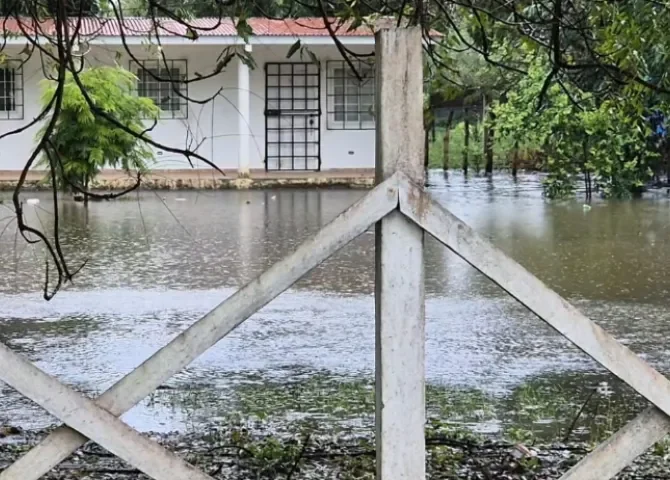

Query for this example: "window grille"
[131,59,188,119]
[326,60,375,130]
[0,60,24,120]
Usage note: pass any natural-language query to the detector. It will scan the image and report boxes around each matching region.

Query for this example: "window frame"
[0,59,24,120]
[130,59,188,120]
[326,59,375,130]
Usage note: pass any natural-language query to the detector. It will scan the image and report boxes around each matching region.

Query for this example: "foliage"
[492,58,662,198]
[1,0,99,15]
[121,0,321,19]
[653,437,670,458]
[38,66,159,192]
[416,0,670,197]
[580,99,657,198]
[492,59,576,196]
[245,437,304,478]
[505,426,536,444]
[428,123,543,171]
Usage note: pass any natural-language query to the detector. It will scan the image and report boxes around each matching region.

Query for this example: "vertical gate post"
[374,27,426,480]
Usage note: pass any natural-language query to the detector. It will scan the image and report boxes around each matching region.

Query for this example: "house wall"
[0,41,376,174]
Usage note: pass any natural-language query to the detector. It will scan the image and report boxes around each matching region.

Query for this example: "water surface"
[1,172,669,436]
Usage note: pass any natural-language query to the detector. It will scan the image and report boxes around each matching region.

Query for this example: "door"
[265,63,321,171]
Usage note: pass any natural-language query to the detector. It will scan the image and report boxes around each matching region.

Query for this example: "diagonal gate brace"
[0,342,215,480]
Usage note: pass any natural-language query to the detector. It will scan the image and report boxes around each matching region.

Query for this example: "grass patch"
[499,375,644,445]
[148,371,647,445]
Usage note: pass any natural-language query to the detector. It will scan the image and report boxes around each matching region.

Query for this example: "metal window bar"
[264,62,321,171]
[0,60,24,120]
[130,59,188,119]
[326,59,375,130]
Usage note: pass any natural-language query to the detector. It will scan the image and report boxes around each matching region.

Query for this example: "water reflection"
[1,172,670,433]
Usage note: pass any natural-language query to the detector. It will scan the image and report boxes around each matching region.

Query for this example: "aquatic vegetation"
[133,371,649,448]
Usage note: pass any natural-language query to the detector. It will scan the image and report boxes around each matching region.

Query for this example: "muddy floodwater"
[2,171,670,441]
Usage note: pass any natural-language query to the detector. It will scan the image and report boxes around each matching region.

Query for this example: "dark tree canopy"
[1,0,98,15]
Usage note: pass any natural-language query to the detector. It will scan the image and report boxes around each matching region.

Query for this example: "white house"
[0,17,378,186]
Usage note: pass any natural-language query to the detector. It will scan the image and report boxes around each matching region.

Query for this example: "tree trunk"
[485,108,495,175]
[583,139,592,200]
[424,121,431,170]
[463,113,470,175]
[512,140,519,178]
[442,111,454,171]
[84,175,89,207]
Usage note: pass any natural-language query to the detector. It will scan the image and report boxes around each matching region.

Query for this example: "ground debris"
[1,430,669,479]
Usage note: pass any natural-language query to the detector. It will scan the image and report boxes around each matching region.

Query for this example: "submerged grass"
[4,370,666,479]
[147,370,647,447]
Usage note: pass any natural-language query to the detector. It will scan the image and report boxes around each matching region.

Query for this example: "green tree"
[580,99,657,198]
[38,66,160,203]
[492,59,574,191]
[493,57,660,198]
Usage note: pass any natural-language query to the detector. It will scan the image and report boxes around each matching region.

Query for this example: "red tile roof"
[1,16,376,38]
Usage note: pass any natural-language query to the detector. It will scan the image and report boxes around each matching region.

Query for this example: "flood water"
[1,171,670,437]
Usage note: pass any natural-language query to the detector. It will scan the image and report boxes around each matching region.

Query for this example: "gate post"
[374,27,426,480]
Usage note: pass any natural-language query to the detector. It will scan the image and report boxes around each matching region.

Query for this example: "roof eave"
[0,34,376,46]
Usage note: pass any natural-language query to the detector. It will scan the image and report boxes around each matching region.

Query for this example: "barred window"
[0,60,24,120]
[326,60,375,130]
[131,59,187,119]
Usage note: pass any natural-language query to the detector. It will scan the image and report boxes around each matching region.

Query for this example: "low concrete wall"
[0,168,375,191]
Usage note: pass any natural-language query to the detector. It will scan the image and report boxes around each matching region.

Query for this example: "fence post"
[374,27,426,480]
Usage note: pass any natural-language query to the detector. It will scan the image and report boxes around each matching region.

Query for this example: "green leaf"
[186,27,199,41]
[306,49,320,66]
[236,51,257,70]
[236,18,253,42]
[216,52,235,73]
[286,39,301,59]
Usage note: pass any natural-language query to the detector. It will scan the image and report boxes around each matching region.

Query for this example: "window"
[0,60,24,120]
[327,60,375,130]
[131,59,188,119]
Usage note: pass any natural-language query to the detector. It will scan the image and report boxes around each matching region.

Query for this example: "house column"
[237,44,252,177]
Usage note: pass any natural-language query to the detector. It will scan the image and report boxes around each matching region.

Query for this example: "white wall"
[0,41,376,172]
[0,48,45,171]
